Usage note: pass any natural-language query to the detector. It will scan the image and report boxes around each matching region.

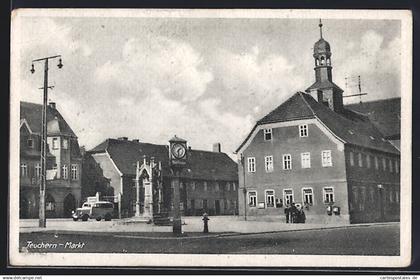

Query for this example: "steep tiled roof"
[90,138,238,181]
[20,101,76,137]
[345,98,400,139]
[257,93,314,125]
[236,92,399,155]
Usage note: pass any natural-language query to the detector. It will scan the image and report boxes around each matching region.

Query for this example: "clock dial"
[172,143,186,159]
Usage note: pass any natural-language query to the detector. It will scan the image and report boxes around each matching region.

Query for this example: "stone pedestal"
[143,180,153,220]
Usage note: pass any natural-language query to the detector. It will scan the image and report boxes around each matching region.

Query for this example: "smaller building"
[346,98,401,150]
[20,102,83,218]
[83,138,239,218]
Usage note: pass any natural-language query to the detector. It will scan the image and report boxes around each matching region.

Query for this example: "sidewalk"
[19,216,399,235]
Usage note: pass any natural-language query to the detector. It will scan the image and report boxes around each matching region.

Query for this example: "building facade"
[235,23,400,224]
[83,138,238,218]
[20,102,83,218]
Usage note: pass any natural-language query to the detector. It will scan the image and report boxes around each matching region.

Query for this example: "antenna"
[343,75,368,103]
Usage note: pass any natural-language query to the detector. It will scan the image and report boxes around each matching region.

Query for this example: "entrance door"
[378,187,385,222]
[215,200,221,215]
[63,194,76,217]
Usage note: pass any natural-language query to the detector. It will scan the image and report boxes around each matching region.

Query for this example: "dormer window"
[369,136,375,140]
[264,128,272,141]
[299,124,308,137]
[27,138,34,148]
[52,138,59,150]
[62,139,68,149]
[348,130,354,135]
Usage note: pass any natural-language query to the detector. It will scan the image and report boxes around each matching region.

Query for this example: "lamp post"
[30,55,63,228]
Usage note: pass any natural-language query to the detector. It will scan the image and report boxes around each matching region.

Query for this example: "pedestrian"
[202,212,210,233]
[284,204,290,223]
[290,203,298,223]
[299,208,306,223]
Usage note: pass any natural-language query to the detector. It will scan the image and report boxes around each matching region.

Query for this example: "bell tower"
[306,19,344,112]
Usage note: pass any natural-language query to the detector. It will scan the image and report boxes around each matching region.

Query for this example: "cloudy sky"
[15,13,401,158]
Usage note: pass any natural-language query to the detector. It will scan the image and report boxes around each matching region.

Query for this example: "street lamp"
[30,55,63,228]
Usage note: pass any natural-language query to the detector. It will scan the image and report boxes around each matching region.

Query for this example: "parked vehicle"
[72,201,114,221]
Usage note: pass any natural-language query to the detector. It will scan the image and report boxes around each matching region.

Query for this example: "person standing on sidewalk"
[284,204,290,223]
[290,203,298,223]
[202,212,210,233]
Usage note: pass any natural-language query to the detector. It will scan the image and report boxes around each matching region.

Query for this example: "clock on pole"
[169,135,188,167]
[168,135,188,235]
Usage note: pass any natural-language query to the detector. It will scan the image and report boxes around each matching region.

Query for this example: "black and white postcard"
[9,9,412,267]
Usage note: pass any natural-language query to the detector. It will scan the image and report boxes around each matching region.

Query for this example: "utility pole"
[30,55,63,228]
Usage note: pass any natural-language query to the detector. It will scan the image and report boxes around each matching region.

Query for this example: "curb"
[20,222,399,239]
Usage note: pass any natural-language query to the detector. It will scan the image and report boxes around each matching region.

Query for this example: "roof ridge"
[298,92,317,117]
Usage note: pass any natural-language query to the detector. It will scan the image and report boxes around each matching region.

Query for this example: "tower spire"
[319,19,323,38]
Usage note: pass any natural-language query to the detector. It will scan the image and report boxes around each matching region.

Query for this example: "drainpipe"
[241,154,247,221]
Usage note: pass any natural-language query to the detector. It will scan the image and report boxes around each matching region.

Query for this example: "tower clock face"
[171,143,186,159]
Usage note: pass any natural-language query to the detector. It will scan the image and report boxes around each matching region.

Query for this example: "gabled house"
[20,101,82,218]
[235,22,400,224]
[84,138,238,218]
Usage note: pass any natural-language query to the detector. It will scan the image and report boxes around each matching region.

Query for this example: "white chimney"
[213,143,221,153]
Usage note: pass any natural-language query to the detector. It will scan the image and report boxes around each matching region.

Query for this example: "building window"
[366,155,371,168]
[322,150,332,167]
[62,165,68,179]
[27,138,34,148]
[299,124,308,137]
[247,157,256,173]
[52,137,59,150]
[382,158,387,171]
[301,152,311,168]
[302,188,314,205]
[358,153,363,167]
[349,151,354,166]
[233,182,236,191]
[35,163,41,178]
[203,181,208,191]
[71,164,78,180]
[389,159,393,173]
[359,187,366,211]
[375,156,379,170]
[265,190,275,207]
[20,163,28,177]
[283,189,294,205]
[264,155,274,173]
[226,182,230,191]
[264,128,272,141]
[215,182,220,191]
[283,154,292,170]
[191,181,196,191]
[62,139,68,149]
[323,187,335,204]
[248,191,257,207]
[395,160,399,174]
